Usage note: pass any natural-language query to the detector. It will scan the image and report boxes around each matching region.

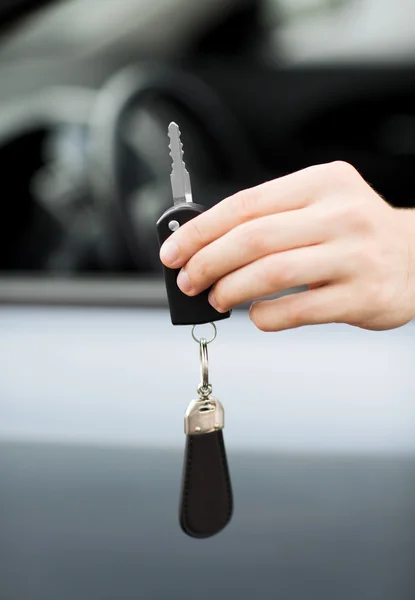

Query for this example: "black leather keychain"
[156,122,233,538]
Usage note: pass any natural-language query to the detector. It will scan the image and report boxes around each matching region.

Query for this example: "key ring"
[191,322,217,345]
[197,337,212,398]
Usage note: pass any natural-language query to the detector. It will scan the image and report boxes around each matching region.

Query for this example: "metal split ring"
[197,337,212,398]
[199,338,209,388]
[191,322,217,345]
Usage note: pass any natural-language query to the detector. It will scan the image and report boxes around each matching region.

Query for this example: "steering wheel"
[87,63,262,272]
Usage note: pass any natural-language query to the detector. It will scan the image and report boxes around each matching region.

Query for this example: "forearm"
[394,206,415,322]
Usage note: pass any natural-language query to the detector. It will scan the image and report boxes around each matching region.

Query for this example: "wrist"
[396,207,415,322]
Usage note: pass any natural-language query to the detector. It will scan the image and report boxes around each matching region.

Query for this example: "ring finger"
[208,242,344,312]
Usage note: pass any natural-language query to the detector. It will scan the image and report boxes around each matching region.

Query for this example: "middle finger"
[178,204,328,296]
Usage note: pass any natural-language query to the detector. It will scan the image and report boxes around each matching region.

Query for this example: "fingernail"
[177,270,191,294]
[248,302,257,320]
[209,291,224,313]
[160,241,179,266]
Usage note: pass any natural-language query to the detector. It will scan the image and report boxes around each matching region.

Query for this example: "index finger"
[159,161,340,269]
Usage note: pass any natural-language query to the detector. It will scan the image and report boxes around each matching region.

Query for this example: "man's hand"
[159,161,415,332]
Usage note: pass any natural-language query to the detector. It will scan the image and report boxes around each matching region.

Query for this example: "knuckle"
[364,278,392,313]
[241,220,268,254]
[305,160,356,181]
[345,243,365,272]
[328,160,359,182]
[212,282,229,310]
[361,241,380,270]
[190,255,211,287]
[250,304,272,331]
[338,201,364,227]
[189,217,206,247]
[263,254,294,289]
[286,299,310,328]
[310,160,360,194]
[350,204,373,232]
[325,198,373,234]
[303,161,360,203]
[229,189,258,222]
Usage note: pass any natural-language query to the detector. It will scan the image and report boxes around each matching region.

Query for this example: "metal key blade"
[168,121,192,205]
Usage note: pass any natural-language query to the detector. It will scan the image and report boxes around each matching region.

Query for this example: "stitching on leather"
[218,432,233,522]
[181,435,193,519]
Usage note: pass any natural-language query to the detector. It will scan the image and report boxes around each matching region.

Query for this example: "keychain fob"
[180,398,232,538]
[179,335,233,538]
[156,122,231,326]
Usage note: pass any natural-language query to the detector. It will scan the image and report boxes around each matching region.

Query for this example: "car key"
[156,122,231,325]
[156,123,233,539]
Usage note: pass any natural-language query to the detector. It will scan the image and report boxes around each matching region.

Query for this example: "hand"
[159,161,415,332]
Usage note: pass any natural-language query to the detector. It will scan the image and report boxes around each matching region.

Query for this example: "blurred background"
[1,1,415,599]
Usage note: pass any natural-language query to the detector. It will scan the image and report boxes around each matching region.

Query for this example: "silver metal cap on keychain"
[185,324,225,436]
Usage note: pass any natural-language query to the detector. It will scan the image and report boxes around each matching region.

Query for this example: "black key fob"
[156,203,231,325]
